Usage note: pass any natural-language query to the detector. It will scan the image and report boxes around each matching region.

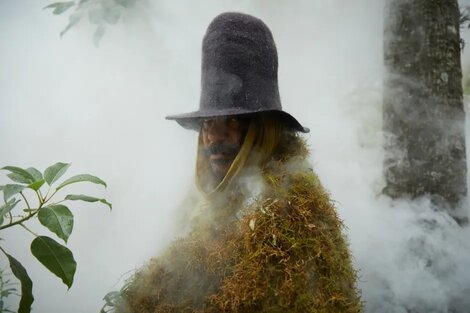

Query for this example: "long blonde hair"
[195,114,285,197]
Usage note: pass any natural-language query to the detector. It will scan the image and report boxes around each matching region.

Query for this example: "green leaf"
[26,168,43,181]
[2,184,25,202]
[23,168,45,191]
[100,290,123,313]
[43,1,75,15]
[61,14,81,37]
[1,167,34,184]
[6,173,31,184]
[104,8,121,25]
[1,287,17,298]
[4,252,34,313]
[65,194,112,210]
[44,162,70,186]
[38,205,74,243]
[30,236,76,289]
[56,174,107,191]
[0,198,20,226]
[28,179,45,191]
[65,195,113,210]
[103,291,121,304]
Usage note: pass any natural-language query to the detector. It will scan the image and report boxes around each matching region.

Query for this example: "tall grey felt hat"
[166,12,309,133]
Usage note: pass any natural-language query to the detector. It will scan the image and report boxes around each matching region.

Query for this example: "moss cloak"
[119,135,362,313]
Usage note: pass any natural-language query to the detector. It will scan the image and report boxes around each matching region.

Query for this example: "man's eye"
[202,119,214,129]
[226,118,240,127]
[201,117,241,130]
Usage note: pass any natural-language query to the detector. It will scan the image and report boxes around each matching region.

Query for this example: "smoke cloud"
[1,0,469,312]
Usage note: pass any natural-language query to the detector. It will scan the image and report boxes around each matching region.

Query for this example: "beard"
[204,143,241,180]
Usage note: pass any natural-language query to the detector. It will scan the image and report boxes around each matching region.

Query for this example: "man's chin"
[210,161,233,180]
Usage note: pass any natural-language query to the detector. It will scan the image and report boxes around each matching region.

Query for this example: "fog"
[1,0,470,312]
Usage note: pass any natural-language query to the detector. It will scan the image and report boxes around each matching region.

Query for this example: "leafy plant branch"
[0,266,19,313]
[44,0,139,47]
[0,162,111,313]
[0,194,44,232]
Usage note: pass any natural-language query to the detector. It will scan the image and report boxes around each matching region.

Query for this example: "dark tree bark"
[383,0,467,215]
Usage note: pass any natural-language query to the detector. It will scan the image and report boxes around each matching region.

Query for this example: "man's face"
[201,116,246,180]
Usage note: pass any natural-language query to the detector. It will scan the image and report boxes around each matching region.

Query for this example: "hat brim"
[166,109,309,133]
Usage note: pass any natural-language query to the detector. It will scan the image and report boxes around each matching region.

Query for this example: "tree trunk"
[383,0,467,215]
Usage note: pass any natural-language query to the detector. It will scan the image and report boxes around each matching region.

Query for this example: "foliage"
[0,268,18,313]
[101,291,124,313]
[100,270,135,313]
[0,163,111,313]
[459,6,470,50]
[459,5,470,29]
[100,286,130,313]
[44,0,139,46]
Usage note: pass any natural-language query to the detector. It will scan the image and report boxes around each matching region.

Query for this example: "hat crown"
[199,12,282,113]
[165,12,308,133]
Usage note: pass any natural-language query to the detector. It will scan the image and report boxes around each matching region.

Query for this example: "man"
[120,12,361,313]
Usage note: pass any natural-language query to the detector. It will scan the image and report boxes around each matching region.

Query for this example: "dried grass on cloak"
[118,115,362,313]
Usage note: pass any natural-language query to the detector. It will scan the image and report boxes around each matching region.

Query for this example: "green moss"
[120,135,362,313]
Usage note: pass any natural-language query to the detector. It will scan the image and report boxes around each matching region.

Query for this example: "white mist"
[1,1,469,312]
